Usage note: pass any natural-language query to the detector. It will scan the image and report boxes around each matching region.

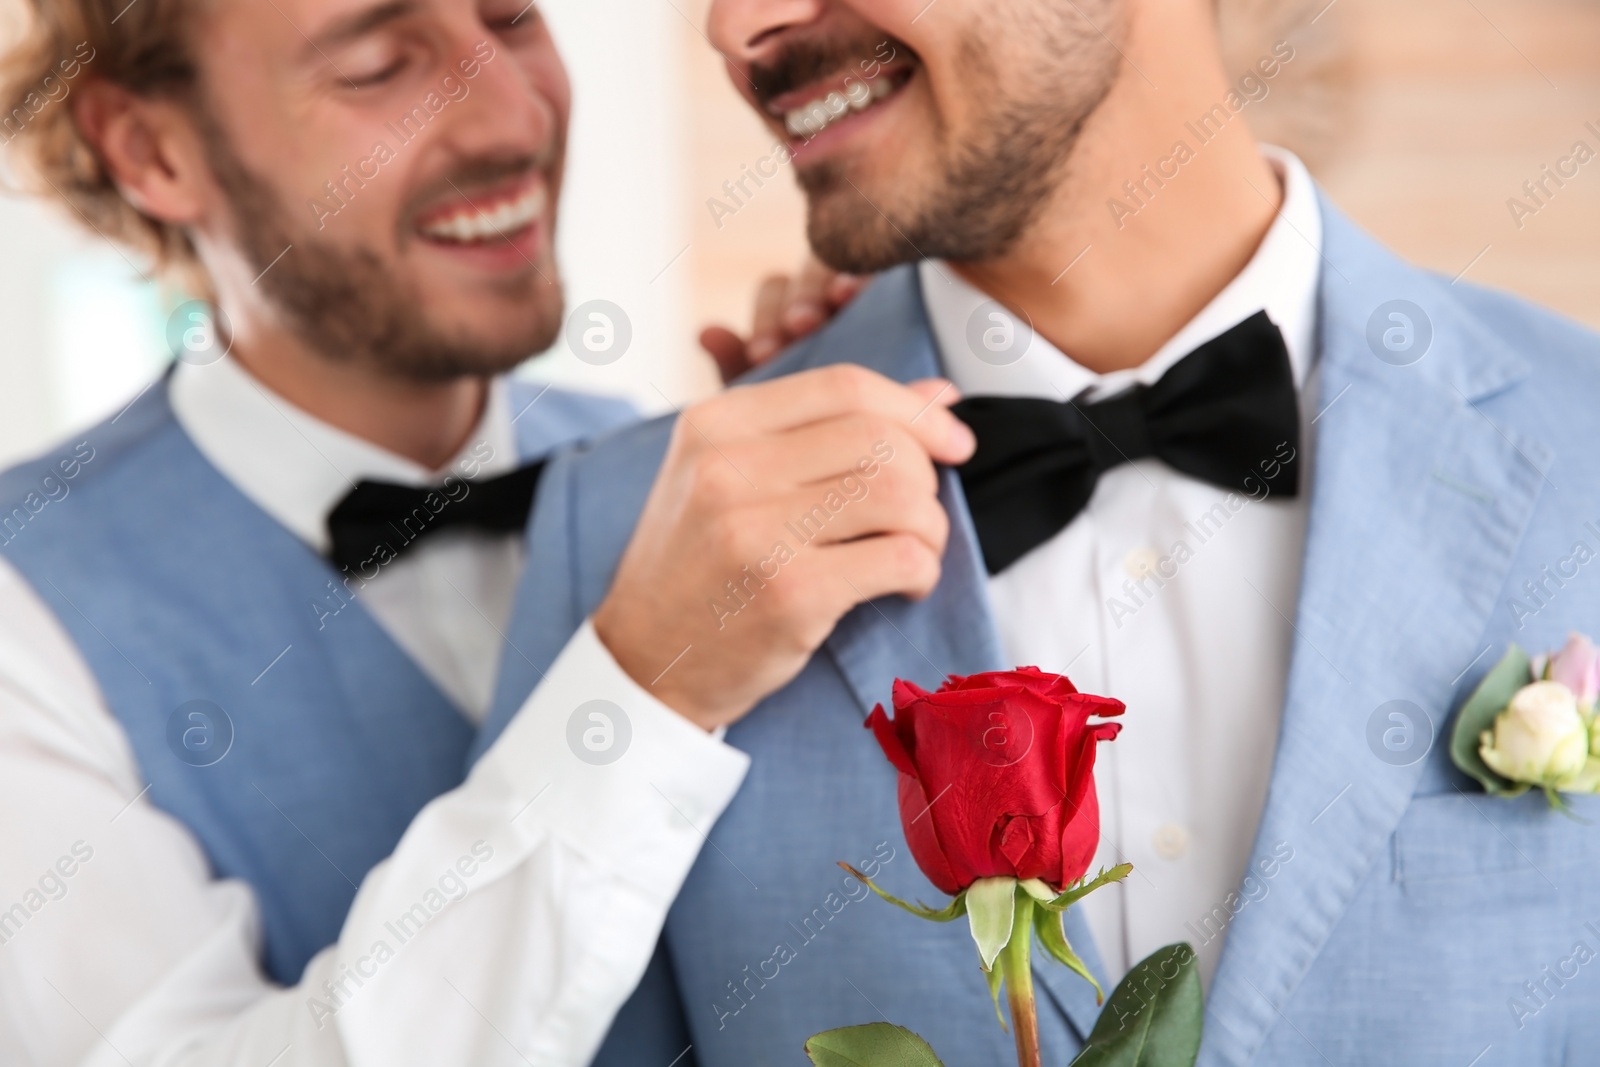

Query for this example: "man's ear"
[71,79,208,225]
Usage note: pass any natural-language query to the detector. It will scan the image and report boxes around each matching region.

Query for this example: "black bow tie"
[950,311,1300,575]
[325,462,545,573]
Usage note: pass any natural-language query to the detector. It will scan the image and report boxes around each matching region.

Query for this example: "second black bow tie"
[951,311,1300,575]
[326,462,545,573]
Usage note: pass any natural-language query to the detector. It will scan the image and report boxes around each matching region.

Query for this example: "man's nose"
[444,43,560,162]
[707,0,826,65]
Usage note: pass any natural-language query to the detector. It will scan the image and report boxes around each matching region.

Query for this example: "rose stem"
[1003,891,1041,1067]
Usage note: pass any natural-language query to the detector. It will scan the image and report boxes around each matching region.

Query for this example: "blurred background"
[0,0,1597,467]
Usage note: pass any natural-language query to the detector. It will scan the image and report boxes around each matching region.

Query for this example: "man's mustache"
[748,34,911,108]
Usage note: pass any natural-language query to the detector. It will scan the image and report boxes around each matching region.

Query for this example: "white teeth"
[783,73,901,138]
[419,182,547,243]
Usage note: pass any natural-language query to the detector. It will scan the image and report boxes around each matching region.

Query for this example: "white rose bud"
[1480,681,1590,788]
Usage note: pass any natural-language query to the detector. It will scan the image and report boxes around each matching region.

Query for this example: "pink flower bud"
[1548,632,1600,713]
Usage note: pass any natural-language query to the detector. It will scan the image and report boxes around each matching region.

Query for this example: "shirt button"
[1152,823,1190,860]
[1123,547,1160,579]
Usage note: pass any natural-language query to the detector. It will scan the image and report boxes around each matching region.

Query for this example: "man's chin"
[406,326,559,381]
[805,195,923,275]
[317,310,561,383]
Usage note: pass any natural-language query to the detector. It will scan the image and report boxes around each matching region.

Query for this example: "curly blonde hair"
[0,0,207,293]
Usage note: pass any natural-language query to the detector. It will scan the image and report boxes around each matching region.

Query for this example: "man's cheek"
[518,38,572,132]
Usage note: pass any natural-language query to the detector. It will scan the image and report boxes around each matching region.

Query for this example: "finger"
[746,333,784,367]
[780,258,838,337]
[700,326,752,383]
[733,414,931,490]
[751,274,790,341]
[745,274,793,367]
[784,482,950,556]
[702,365,975,464]
[825,272,867,308]
[815,533,946,608]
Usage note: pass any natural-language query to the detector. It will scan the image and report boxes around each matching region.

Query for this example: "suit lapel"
[800,267,1110,1041]
[1204,197,1550,1061]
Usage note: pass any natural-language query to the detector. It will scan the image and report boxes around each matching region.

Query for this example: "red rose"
[866,667,1123,896]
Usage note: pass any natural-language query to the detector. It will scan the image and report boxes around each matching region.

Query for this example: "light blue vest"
[0,375,633,988]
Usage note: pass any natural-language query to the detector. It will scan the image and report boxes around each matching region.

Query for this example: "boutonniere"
[804,668,1203,1067]
[1451,632,1600,808]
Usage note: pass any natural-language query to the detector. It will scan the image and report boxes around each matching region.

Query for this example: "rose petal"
[942,667,1080,699]
[1052,724,1110,886]
[898,773,963,895]
[873,668,1121,894]
[1550,633,1600,709]
[1056,781,1102,889]
[997,815,1037,872]
[892,677,935,707]
[866,703,918,778]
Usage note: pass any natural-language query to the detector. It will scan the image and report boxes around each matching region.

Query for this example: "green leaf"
[1034,904,1104,1004]
[1070,943,1203,1067]
[804,1023,946,1066]
[1040,864,1134,912]
[1449,646,1533,797]
[965,876,1017,971]
[838,863,967,922]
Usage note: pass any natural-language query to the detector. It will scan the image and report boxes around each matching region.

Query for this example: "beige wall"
[675,0,1600,399]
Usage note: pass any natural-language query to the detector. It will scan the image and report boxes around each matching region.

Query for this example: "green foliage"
[1069,943,1203,1067]
[1449,646,1534,797]
[804,1024,945,1067]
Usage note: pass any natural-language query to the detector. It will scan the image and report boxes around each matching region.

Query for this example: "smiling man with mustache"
[0,1,970,1065]
[485,0,1600,1064]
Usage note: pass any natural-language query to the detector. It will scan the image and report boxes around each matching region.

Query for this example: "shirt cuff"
[477,618,750,882]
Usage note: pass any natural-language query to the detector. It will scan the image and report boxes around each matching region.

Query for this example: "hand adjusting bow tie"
[950,310,1300,576]
[326,462,545,573]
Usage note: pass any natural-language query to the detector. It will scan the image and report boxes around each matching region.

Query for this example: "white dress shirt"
[920,147,1322,986]
[0,358,750,1067]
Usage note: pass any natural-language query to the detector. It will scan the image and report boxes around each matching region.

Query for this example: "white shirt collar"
[169,357,518,555]
[921,146,1322,402]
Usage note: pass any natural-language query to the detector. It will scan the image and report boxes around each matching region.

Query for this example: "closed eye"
[348,57,409,88]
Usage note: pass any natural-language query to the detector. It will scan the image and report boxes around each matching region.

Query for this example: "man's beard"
[758,15,1119,273]
[197,107,562,383]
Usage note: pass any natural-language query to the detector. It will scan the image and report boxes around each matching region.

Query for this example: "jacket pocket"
[1393,791,1600,885]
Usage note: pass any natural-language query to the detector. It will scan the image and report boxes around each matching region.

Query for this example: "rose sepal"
[984,955,1008,1029]
[967,876,1018,971]
[838,862,968,923]
[1033,863,1134,913]
[1033,899,1103,1004]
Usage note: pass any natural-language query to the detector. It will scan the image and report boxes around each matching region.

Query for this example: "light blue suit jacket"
[480,194,1600,1064]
